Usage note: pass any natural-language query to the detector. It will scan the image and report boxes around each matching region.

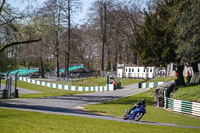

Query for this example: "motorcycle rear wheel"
[133,112,143,121]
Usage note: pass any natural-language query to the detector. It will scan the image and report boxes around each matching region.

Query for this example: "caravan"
[117,64,156,79]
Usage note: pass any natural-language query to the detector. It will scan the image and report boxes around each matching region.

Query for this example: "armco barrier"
[155,81,175,107]
[19,77,114,92]
[164,97,200,117]
[139,81,165,89]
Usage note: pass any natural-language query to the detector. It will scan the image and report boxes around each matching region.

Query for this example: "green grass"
[38,77,143,87]
[0,108,199,133]
[85,89,200,127]
[120,78,143,87]
[146,76,176,83]
[171,84,200,102]
[1,80,89,98]
[48,77,107,86]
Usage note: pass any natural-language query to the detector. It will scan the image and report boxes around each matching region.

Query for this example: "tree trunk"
[100,3,107,73]
[191,61,199,73]
[126,45,130,64]
[66,0,71,76]
[177,65,185,85]
[40,56,45,78]
[133,50,138,65]
[107,50,111,71]
[113,51,118,71]
[64,54,69,78]
[119,51,122,64]
[56,54,60,77]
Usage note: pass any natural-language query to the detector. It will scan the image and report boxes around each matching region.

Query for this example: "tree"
[115,1,144,65]
[78,24,101,71]
[135,0,187,85]
[170,0,200,72]
[36,0,68,77]
[87,0,144,72]
[135,10,176,66]
[89,0,115,74]
[0,0,41,54]
[62,0,81,77]
[135,0,200,85]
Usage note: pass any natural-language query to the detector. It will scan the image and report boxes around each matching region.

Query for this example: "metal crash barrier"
[0,72,19,99]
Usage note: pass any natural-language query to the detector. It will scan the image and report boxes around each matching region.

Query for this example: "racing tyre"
[123,113,129,120]
[133,112,143,121]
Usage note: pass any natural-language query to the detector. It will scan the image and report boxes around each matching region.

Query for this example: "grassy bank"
[85,88,200,127]
[146,76,176,83]
[0,108,199,133]
[44,77,143,87]
[48,77,107,86]
[171,84,200,102]
[119,78,143,87]
[1,80,89,98]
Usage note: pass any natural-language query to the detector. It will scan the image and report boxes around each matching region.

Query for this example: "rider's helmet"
[141,99,146,105]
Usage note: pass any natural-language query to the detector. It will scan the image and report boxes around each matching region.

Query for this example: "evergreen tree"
[170,0,200,72]
[135,0,187,85]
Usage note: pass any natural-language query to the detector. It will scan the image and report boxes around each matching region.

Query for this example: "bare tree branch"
[0,0,6,15]
[0,39,42,53]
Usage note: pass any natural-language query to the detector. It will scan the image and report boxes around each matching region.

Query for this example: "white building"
[117,65,156,79]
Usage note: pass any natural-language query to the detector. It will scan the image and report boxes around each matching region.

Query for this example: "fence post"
[5,73,9,98]
[9,76,12,98]
[164,97,168,109]
[14,72,19,98]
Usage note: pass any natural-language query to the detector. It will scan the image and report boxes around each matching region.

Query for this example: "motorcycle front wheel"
[123,113,129,120]
[133,112,143,121]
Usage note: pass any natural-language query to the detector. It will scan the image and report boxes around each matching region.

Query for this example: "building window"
[126,68,128,72]
[138,68,140,72]
[132,68,134,72]
[129,68,131,72]
[144,69,145,72]
[150,68,152,72]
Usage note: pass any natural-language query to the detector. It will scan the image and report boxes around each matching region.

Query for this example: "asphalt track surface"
[0,83,200,129]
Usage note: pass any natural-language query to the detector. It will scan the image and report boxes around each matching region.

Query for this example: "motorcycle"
[123,104,146,121]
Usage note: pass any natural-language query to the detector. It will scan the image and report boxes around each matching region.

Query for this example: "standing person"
[175,69,178,78]
[187,70,191,83]
[113,80,117,90]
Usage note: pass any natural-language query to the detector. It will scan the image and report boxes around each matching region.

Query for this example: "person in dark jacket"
[128,99,146,114]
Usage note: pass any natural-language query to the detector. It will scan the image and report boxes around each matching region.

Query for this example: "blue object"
[123,104,146,121]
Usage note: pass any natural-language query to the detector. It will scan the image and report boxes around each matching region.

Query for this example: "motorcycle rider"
[128,99,146,114]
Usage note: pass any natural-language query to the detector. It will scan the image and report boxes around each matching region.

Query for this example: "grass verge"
[119,78,143,87]
[146,76,176,83]
[0,108,199,133]
[48,77,107,86]
[1,80,89,98]
[171,84,200,102]
[43,77,143,87]
[84,89,200,127]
